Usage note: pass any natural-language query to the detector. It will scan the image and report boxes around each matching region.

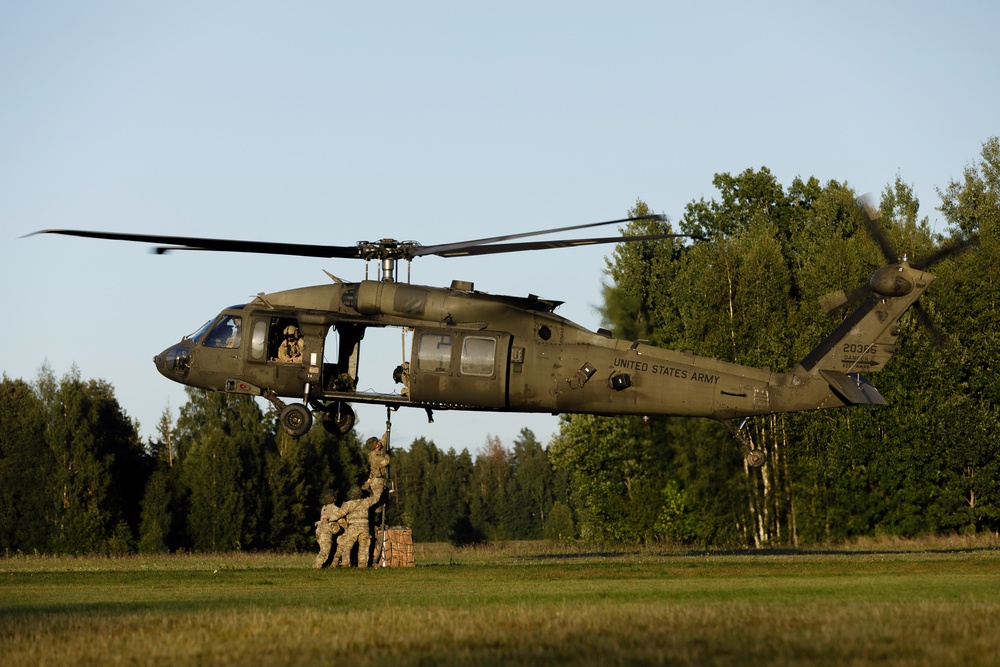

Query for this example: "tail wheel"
[321,402,355,435]
[279,403,313,437]
[745,450,766,468]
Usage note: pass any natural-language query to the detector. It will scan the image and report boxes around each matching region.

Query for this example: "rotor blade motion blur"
[30,229,362,259]
[427,232,697,257]
[414,213,669,257]
[858,194,898,263]
[29,214,697,263]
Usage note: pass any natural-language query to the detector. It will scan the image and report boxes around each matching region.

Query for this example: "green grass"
[3,540,1000,666]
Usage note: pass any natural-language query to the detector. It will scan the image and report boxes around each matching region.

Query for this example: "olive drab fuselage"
[153,260,936,422]
[35,210,962,463]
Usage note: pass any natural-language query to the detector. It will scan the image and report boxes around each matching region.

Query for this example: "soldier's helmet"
[319,489,337,505]
[366,436,380,450]
[347,486,363,501]
[283,324,299,336]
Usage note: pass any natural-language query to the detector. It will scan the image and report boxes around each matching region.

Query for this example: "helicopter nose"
[155,345,192,380]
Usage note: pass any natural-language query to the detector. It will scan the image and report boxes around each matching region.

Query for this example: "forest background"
[2,138,998,555]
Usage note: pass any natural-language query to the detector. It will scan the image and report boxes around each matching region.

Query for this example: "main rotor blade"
[29,218,698,263]
[428,232,697,258]
[412,213,668,258]
[28,229,362,259]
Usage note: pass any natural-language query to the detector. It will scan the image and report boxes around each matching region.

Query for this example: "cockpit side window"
[203,315,243,348]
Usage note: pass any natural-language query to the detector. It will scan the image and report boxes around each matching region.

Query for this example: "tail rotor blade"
[858,194,898,263]
[913,301,946,346]
[911,236,977,270]
[820,284,872,315]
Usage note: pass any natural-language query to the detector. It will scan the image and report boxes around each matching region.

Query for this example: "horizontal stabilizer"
[820,371,887,406]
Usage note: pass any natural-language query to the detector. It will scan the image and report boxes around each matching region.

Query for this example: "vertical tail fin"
[795,264,935,376]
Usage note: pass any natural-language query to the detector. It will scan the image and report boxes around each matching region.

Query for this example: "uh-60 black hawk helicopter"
[32,203,967,468]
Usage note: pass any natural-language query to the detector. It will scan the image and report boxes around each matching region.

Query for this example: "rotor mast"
[356,239,421,283]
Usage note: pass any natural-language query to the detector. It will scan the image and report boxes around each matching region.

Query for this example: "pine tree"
[0,375,52,553]
[505,429,554,539]
[176,389,270,551]
[42,367,147,554]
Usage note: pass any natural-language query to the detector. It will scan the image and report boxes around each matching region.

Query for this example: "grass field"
[3,538,1000,666]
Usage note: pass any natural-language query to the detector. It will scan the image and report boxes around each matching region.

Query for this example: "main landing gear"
[277,401,356,437]
[320,401,355,435]
[267,389,356,438]
[279,403,312,437]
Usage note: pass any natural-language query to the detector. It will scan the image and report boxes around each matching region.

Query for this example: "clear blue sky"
[2,1,997,453]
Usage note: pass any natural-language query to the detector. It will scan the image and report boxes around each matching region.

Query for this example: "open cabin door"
[408,328,511,408]
[320,323,364,393]
[243,314,322,397]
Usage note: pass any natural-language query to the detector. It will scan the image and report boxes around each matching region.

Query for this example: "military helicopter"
[31,204,966,467]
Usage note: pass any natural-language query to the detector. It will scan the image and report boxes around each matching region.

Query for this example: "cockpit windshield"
[203,315,243,349]
[187,320,213,342]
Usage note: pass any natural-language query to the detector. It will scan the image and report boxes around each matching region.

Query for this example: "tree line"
[0,369,572,555]
[2,138,997,554]
[555,137,1000,547]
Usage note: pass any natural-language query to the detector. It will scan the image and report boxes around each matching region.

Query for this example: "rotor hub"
[870,264,914,298]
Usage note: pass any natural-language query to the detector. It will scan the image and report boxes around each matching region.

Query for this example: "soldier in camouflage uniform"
[278,324,305,363]
[314,489,347,568]
[361,433,390,506]
[329,486,378,567]
[392,361,410,396]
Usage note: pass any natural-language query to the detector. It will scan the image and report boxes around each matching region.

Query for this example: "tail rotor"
[819,195,975,345]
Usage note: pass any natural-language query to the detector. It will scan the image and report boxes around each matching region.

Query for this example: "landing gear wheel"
[321,402,355,435]
[745,449,766,468]
[279,403,313,437]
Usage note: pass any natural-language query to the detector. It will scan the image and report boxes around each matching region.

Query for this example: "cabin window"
[416,333,452,372]
[461,336,496,377]
[203,315,242,349]
[251,321,267,360]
